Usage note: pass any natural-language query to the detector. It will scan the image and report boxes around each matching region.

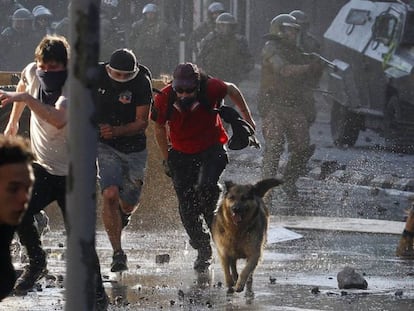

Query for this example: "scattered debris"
[337,266,368,289]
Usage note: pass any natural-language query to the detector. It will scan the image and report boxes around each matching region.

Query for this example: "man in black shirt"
[95,48,153,272]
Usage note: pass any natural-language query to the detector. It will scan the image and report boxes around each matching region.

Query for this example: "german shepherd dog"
[212,178,282,293]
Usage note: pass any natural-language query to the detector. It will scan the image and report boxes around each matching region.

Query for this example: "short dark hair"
[0,135,35,166]
[34,35,70,67]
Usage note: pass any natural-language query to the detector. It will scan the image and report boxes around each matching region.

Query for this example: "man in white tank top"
[0,35,108,309]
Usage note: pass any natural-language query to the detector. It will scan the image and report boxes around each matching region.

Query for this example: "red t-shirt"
[152,78,229,154]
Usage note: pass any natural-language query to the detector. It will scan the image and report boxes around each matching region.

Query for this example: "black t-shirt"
[0,225,16,301]
[95,64,153,153]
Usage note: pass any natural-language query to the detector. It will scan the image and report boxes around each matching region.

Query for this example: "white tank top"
[23,62,68,176]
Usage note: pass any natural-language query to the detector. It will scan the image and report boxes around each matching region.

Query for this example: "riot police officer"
[0,0,23,33]
[0,7,38,71]
[290,9,323,124]
[129,3,178,78]
[187,1,226,61]
[99,0,126,61]
[32,5,54,36]
[198,12,254,86]
[290,10,321,53]
[259,13,322,201]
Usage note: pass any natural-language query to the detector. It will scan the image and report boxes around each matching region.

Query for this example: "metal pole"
[245,0,251,42]
[179,0,185,63]
[66,1,100,310]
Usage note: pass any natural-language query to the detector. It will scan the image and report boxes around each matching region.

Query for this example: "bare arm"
[3,80,27,136]
[153,122,169,160]
[225,82,256,129]
[0,90,67,129]
[99,105,150,139]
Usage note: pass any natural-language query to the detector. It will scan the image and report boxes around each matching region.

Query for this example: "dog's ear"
[224,180,235,191]
[253,178,283,197]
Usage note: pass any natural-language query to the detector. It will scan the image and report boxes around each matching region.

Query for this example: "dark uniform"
[0,8,38,71]
[198,31,254,85]
[0,0,23,33]
[297,30,322,125]
[187,1,225,62]
[129,3,178,78]
[100,3,126,62]
[198,13,254,85]
[259,14,322,199]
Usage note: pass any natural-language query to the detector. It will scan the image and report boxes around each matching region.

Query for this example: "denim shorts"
[97,142,147,205]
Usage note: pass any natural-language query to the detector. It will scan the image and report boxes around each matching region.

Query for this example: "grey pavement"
[2,67,414,310]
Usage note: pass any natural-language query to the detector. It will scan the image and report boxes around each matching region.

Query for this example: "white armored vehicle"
[323,0,414,152]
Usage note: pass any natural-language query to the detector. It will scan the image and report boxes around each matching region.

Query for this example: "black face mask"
[177,96,197,111]
[36,69,67,92]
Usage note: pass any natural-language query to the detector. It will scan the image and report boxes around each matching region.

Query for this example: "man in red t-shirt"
[151,62,255,272]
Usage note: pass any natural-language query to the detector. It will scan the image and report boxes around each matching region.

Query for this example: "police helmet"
[101,0,118,8]
[208,2,225,14]
[142,3,158,14]
[216,12,237,24]
[32,5,53,18]
[12,8,33,21]
[290,10,309,25]
[267,14,300,38]
[12,8,33,32]
[215,12,237,35]
[208,2,225,21]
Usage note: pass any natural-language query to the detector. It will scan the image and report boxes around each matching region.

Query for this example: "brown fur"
[396,205,414,258]
[211,178,282,293]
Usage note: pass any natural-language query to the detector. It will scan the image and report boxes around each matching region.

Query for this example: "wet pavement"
[2,68,414,310]
[2,226,414,310]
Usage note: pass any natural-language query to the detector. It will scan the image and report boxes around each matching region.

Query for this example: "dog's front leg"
[220,255,235,292]
[230,260,238,284]
[246,274,253,294]
[235,254,259,292]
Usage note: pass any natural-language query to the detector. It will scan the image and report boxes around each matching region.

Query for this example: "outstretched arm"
[3,80,27,136]
[225,82,256,129]
[0,90,67,129]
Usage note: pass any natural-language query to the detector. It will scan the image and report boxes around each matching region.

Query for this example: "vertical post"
[66,1,100,310]
[245,0,251,42]
[179,0,186,63]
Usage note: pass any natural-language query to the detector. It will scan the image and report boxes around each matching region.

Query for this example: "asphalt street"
[1,68,414,310]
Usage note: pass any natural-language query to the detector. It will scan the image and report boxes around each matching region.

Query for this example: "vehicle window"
[345,9,370,25]
[372,13,398,46]
[401,12,414,45]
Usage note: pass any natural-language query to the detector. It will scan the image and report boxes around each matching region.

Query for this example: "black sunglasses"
[174,87,197,94]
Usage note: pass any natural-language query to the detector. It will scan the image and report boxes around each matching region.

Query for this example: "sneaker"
[193,246,212,273]
[14,262,48,294]
[110,250,128,272]
[95,287,109,311]
[118,205,131,229]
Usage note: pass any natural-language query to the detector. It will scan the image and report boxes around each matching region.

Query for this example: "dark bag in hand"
[218,105,260,150]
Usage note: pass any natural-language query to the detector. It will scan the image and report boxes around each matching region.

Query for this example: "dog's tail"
[254,178,283,198]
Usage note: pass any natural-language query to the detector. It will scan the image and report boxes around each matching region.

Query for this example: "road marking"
[270,216,405,235]
[267,226,303,244]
